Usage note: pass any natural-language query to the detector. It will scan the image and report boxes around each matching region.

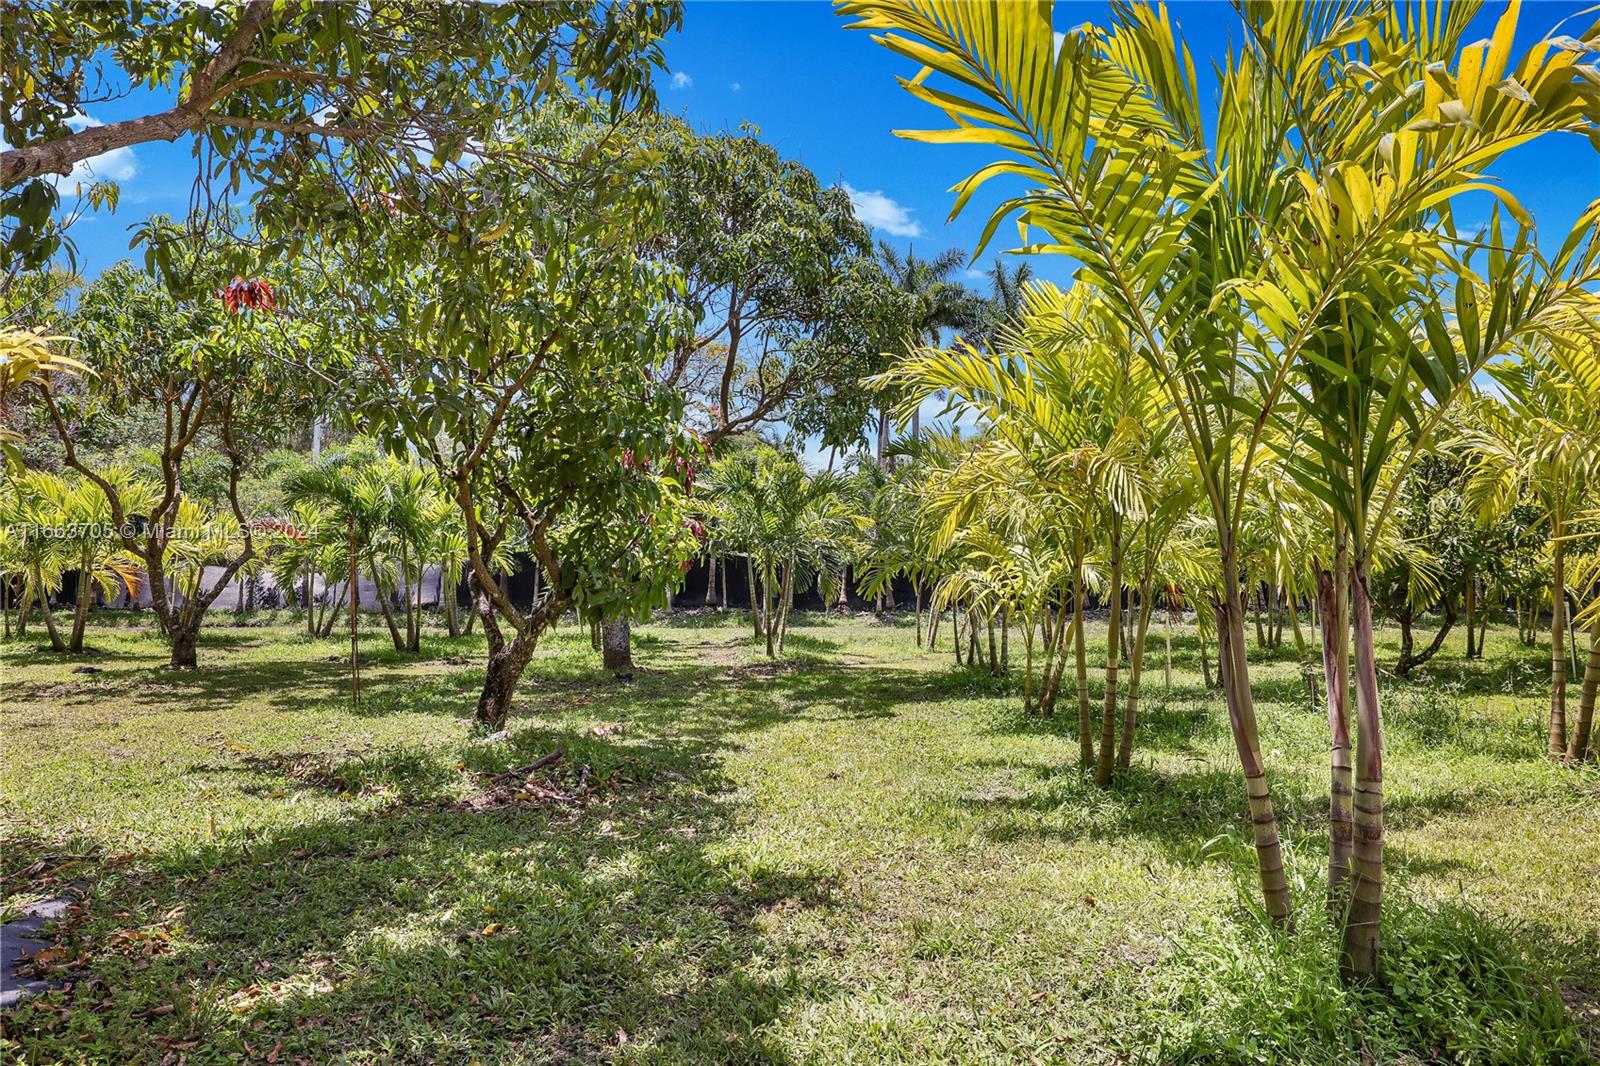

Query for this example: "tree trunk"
[603,619,632,671]
[1074,565,1092,766]
[1215,554,1292,926]
[476,634,536,728]
[987,612,998,673]
[1117,582,1154,769]
[444,570,461,638]
[169,621,199,670]
[1343,560,1386,978]
[1163,604,1174,690]
[776,561,794,653]
[1464,568,1477,659]
[304,570,316,636]
[375,579,406,652]
[748,557,763,639]
[1567,623,1598,763]
[1395,595,1456,677]
[706,554,719,609]
[1000,605,1009,668]
[1096,527,1124,786]
[914,581,923,647]
[1316,564,1354,909]
[763,562,776,658]
[32,565,65,652]
[69,560,92,652]
[1550,532,1568,758]
[400,548,417,652]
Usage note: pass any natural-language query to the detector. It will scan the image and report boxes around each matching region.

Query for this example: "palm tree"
[875,242,983,451]
[1466,341,1600,759]
[878,282,1166,779]
[700,446,853,656]
[970,258,1034,351]
[841,0,1600,968]
[286,453,445,654]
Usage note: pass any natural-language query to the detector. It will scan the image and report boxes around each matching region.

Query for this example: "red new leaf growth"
[220,277,276,315]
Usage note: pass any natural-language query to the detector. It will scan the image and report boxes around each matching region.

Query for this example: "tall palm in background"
[875,243,983,452]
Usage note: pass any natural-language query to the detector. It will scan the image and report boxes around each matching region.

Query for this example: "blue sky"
[46,1,1597,464]
[654,1,1598,283]
[59,1,1600,290]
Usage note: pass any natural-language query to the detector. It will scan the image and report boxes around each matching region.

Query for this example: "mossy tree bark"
[602,619,631,670]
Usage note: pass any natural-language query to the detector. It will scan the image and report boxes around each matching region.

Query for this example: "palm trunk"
[1096,525,1124,786]
[1022,619,1036,713]
[1216,549,1292,926]
[1343,559,1386,978]
[1038,596,1071,716]
[1074,563,1092,765]
[776,560,794,653]
[914,581,923,647]
[69,556,92,652]
[1163,603,1174,690]
[1317,563,1354,909]
[1549,530,1568,758]
[748,557,763,640]
[32,564,65,652]
[374,577,405,652]
[1117,580,1154,769]
[444,568,461,638]
[763,561,775,658]
[1000,605,1009,668]
[1463,568,1477,659]
[987,613,998,673]
[399,547,417,653]
[1567,623,1598,763]
[706,553,719,609]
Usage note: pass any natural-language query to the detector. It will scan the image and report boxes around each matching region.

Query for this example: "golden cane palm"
[839,0,1600,966]
[879,281,1165,776]
[1466,339,1600,760]
[0,327,88,470]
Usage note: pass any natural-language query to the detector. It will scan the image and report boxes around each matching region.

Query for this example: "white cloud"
[840,182,924,238]
[729,81,742,92]
[47,114,138,189]
[669,71,693,90]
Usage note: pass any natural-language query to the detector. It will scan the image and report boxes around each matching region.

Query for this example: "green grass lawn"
[2,612,1597,1064]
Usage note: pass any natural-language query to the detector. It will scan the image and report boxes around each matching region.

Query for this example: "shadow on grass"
[4,723,831,1063]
